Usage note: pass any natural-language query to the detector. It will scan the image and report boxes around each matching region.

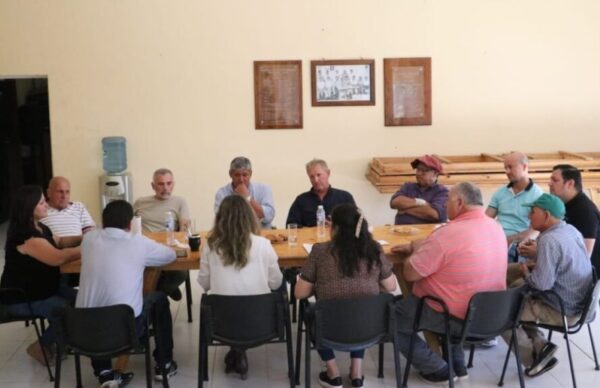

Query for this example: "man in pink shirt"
[393,182,507,384]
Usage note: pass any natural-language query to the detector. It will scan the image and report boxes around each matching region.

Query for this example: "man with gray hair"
[134,168,190,300]
[215,156,275,229]
[392,182,507,384]
[286,158,355,227]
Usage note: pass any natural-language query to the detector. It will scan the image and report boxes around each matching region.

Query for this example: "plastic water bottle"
[165,211,176,245]
[316,205,326,239]
[102,136,127,174]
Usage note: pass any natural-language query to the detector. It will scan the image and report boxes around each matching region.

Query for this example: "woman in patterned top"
[295,204,397,388]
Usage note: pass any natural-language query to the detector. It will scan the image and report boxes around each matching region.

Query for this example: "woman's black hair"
[7,185,44,240]
[328,203,382,277]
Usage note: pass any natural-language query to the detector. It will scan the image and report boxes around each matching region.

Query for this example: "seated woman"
[197,195,283,380]
[295,204,397,388]
[0,185,81,365]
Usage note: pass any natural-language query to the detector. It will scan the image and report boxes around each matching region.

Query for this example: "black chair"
[295,294,402,388]
[0,287,54,381]
[402,288,527,388]
[53,304,169,388]
[198,291,294,388]
[526,276,600,388]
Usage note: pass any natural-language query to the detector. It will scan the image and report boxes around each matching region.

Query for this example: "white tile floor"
[1,220,600,387]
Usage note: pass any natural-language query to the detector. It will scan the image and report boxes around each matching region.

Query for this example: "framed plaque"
[311,59,375,106]
[384,57,431,126]
[254,60,303,129]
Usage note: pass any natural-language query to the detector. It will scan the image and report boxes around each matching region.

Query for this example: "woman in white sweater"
[197,195,283,379]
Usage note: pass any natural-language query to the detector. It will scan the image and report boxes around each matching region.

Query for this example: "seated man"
[390,155,448,225]
[76,200,179,386]
[486,152,543,262]
[503,194,593,377]
[134,168,190,300]
[394,182,507,384]
[41,176,96,243]
[286,158,355,227]
[214,156,275,229]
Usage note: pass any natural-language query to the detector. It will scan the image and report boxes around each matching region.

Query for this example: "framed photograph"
[384,57,431,126]
[311,59,375,106]
[254,60,303,129]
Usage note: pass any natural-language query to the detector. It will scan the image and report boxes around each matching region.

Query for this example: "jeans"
[5,284,76,347]
[396,295,465,375]
[91,291,175,375]
[317,348,365,361]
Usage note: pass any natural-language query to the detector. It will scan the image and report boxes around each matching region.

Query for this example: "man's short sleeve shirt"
[488,180,543,236]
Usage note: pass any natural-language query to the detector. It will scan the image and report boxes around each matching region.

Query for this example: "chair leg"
[562,328,577,387]
[587,323,600,370]
[498,331,515,387]
[144,335,153,388]
[377,343,384,378]
[31,319,54,381]
[392,336,403,388]
[75,354,83,388]
[285,312,295,388]
[305,323,311,388]
[512,329,526,388]
[185,272,193,323]
[444,336,454,388]
[295,307,304,385]
[53,349,61,388]
[547,329,553,342]
[467,344,475,368]
[401,333,416,388]
[198,321,205,388]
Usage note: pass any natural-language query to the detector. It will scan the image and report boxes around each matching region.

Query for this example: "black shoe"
[318,371,343,388]
[349,375,364,388]
[526,342,558,377]
[453,364,469,380]
[235,349,248,380]
[224,349,237,374]
[169,288,183,301]
[526,356,558,377]
[154,360,178,381]
[98,370,134,388]
[418,367,457,386]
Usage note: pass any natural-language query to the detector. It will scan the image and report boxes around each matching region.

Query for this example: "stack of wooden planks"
[366,151,600,196]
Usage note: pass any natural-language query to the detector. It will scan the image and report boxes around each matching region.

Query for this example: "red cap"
[410,155,443,174]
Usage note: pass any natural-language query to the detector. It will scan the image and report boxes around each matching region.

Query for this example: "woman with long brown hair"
[197,195,283,379]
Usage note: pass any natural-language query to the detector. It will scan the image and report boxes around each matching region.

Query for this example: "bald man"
[41,176,96,243]
[486,152,543,262]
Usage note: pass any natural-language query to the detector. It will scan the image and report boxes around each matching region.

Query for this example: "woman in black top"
[0,185,81,365]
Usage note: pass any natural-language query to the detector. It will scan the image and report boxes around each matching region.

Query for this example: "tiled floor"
[1,221,600,387]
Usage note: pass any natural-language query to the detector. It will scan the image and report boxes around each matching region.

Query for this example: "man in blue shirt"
[486,152,543,262]
[215,156,275,229]
[390,155,448,225]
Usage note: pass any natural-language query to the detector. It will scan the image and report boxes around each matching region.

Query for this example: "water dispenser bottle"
[102,136,127,174]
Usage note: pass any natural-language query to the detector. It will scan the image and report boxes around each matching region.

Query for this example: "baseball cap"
[410,155,443,174]
[523,193,565,219]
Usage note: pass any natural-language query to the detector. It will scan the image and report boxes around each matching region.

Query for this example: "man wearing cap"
[390,155,448,225]
[486,152,543,262]
[502,193,593,378]
[215,156,275,229]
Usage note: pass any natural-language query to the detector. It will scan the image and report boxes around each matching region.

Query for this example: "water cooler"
[99,136,133,210]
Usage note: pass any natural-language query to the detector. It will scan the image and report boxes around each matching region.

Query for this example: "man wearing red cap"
[390,155,449,225]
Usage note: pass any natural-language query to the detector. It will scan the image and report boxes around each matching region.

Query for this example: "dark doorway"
[0,78,53,223]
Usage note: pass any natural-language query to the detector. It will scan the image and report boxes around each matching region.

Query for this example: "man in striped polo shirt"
[41,176,96,242]
[504,194,593,377]
[394,182,507,384]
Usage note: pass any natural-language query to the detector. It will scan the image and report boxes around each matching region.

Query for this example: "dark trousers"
[91,292,174,375]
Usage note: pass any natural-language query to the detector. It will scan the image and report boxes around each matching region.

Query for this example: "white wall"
[1,0,599,229]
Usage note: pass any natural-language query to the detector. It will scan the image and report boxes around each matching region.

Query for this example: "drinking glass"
[287,223,298,247]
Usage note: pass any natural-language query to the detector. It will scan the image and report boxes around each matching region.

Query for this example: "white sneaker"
[478,337,498,348]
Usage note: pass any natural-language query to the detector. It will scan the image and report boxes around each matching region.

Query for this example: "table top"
[60,224,439,273]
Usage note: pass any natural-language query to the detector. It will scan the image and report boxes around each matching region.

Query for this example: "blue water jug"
[102,136,127,174]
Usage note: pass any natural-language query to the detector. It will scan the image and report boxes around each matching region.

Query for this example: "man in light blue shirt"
[215,156,275,229]
[486,152,543,261]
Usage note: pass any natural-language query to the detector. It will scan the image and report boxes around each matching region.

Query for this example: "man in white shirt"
[76,200,178,387]
[41,176,95,241]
